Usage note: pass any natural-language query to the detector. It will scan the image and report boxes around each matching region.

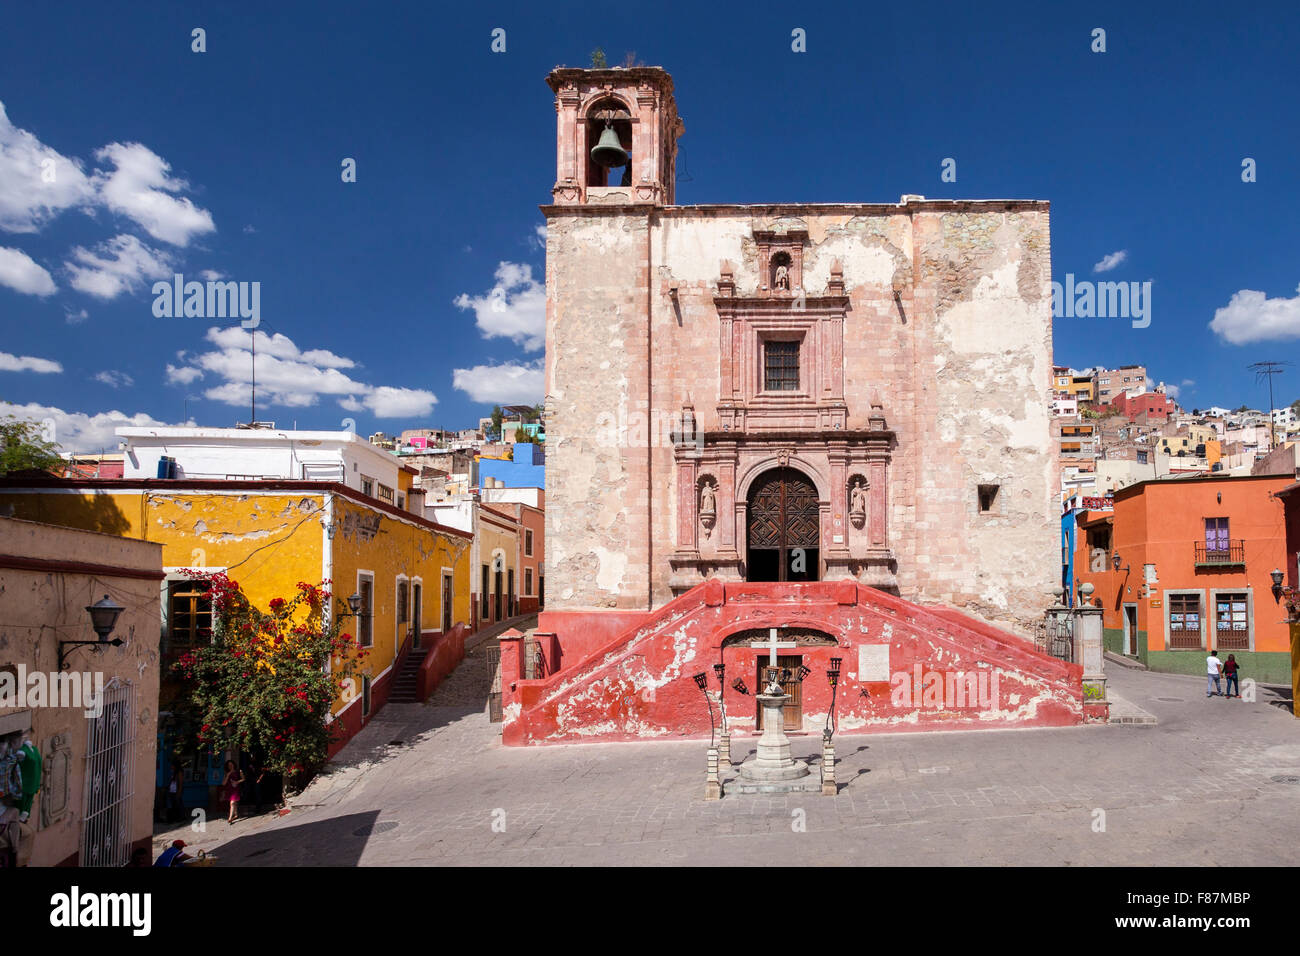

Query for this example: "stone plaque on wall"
[858,644,890,682]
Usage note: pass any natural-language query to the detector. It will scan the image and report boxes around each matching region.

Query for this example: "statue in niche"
[774,263,790,290]
[699,479,717,536]
[849,478,868,528]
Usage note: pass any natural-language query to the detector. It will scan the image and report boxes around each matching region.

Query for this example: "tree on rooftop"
[590,48,607,68]
[0,414,63,476]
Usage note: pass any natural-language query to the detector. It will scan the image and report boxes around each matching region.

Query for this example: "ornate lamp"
[60,594,125,670]
[692,672,716,748]
[824,656,843,739]
[731,677,749,696]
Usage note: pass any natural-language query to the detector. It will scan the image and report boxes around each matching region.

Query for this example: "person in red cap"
[153,839,193,867]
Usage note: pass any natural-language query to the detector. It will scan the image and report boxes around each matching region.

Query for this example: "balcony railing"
[1194,540,1245,567]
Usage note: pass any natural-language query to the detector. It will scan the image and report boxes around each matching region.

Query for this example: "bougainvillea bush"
[171,572,368,792]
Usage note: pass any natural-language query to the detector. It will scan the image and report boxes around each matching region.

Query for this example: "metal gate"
[485,645,503,724]
[1040,613,1075,663]
[81,679,134,867]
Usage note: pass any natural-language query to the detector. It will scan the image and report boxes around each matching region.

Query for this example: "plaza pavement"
[201,645,1300,867]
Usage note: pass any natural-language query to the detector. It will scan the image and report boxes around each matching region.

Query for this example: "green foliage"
[590,47,607,68]
[170,573,368,792]
[0,415,62,476]
[514,426,529,444]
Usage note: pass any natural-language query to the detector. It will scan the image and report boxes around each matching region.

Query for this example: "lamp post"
[821,656,843,797]
[824,656,843,738]
[693,672,716,749]
[713,662,731,769]
[59,595,126,671]
[695,672,722,800]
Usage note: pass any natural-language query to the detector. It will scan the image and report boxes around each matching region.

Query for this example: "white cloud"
[64,306,88,324]
[165,364,203,385]
[0,101,96,233]
[1181,378,1195,387]
[199,268,224,281]
[1209,283,1300,344]
[363,386,438,418]
[175,327,435,418]
[94,370,134,388]
[65,233,174,299]
[1093,250,1128,273]
[453,261,546,351]
[0,246,56,296]
[0,401,175,453]
[529,223,547,250]
[0,351,62,374]
[452,361,544,403]
[91,142,215,247]
[242,224,256,234]
[1164,384,1181,400]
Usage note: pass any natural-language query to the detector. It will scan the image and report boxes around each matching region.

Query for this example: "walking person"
[222,760,243,824]
[166,763,185,824]
[1206,650,1223,697]
[1223,654,1241,698]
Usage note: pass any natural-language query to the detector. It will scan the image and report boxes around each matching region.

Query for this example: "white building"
[117,426,404,502]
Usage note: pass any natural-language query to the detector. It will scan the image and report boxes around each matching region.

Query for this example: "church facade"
[541,66,1058,635]
[503,66,1083,746]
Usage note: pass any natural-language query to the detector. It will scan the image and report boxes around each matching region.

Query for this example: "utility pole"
[1248,361,1289,452]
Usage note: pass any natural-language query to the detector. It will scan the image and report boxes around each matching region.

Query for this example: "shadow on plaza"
[213,811,382,866]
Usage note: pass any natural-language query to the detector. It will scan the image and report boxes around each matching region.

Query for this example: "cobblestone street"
[201,657,1300,867]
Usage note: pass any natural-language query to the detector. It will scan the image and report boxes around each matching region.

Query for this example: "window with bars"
[396,579,409,624]
[1214,592,1249,650]
[763,340,800,392]
[1167,592,1203,649]
[525,529,534,556]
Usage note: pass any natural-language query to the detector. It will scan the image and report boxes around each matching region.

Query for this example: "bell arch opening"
[585,99,633,188]
[745,467,820,582]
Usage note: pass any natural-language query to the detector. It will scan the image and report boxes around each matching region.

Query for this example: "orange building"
[1073,473,1293,684]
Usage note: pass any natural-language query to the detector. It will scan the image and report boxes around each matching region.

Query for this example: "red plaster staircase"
[501,580,1085,745]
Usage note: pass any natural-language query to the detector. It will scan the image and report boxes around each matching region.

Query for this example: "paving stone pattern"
[201,662,1300,866]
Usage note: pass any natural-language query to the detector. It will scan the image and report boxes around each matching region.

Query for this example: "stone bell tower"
[547,67,684,206]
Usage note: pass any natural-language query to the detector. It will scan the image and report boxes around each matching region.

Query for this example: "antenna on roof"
[1248,360,1290,450]
[250,327,257,425]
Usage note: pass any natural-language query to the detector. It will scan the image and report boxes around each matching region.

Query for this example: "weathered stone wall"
[545,201,1057,631]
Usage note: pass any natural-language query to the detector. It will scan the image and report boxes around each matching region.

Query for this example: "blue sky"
[1,0,1298,452]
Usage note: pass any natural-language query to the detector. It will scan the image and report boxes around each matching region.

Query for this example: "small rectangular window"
[378,484,394,503]
[167,582,213,650]
[358,576,373,647]
[397,579,409,623]
[977,484,1000,514]
[525,529,534,557]
[525,568,533,596]
[361,476,374,497]
[763,341,799,391]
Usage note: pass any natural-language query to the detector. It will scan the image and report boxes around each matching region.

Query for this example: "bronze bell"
[590,123,629,168]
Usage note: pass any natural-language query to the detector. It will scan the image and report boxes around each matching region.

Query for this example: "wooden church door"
[747,468,820,582]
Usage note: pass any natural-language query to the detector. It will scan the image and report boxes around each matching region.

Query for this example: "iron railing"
[1194,540,1245,567]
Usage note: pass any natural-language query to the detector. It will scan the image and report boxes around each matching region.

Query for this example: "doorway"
[442,573,453,633]
[746,467,820,582]
[1123,603,1139,656]
[755,655,803,731]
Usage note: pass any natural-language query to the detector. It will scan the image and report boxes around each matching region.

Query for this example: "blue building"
[479,442,545,489]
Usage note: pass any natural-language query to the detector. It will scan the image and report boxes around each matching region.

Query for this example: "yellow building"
[0,477,472,752]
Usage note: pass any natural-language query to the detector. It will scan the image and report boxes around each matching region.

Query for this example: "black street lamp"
[60,595,126,670]
[824,656,843,739]
[713,662,727,729]
[692,672,716,748]
[731,677,749,696]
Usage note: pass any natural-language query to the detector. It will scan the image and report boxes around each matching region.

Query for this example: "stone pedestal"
[820,735,837,796]
[718,731,731,771]
[705,747,722,801]
[1074,605,1109,718]
[735,694,821,793]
